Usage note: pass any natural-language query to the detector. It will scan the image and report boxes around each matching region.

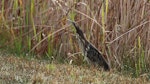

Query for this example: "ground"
[0,52,149,84]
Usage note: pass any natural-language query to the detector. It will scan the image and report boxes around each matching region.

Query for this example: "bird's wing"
[86,44,104,63]
[86,44,110,70]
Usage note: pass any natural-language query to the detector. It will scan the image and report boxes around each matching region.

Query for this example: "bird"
[71,21,110,71]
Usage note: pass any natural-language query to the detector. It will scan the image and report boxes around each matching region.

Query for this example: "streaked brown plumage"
[71,21,110,71]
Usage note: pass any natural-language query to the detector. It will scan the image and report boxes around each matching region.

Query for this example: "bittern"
[71,21,110,71]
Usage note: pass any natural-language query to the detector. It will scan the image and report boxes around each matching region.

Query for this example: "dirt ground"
[0,52,149,84]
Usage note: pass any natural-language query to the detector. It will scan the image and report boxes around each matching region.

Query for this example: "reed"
[0,0,149,77]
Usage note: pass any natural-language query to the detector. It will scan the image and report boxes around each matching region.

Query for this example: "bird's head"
[71,22,85,40]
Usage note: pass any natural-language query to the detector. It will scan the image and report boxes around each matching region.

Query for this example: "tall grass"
[0,0,149,77]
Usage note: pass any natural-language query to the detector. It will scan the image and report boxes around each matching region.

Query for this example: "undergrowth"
[0,0,150,77]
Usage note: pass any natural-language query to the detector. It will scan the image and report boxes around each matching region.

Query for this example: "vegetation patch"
[0,0,150,82]
[0,53,149,83]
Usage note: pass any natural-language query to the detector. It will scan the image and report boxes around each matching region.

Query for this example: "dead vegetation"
[0,0,150,82]
[0,52,149,84]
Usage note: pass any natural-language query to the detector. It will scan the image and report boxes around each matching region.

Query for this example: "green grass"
[0,52,149,84]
